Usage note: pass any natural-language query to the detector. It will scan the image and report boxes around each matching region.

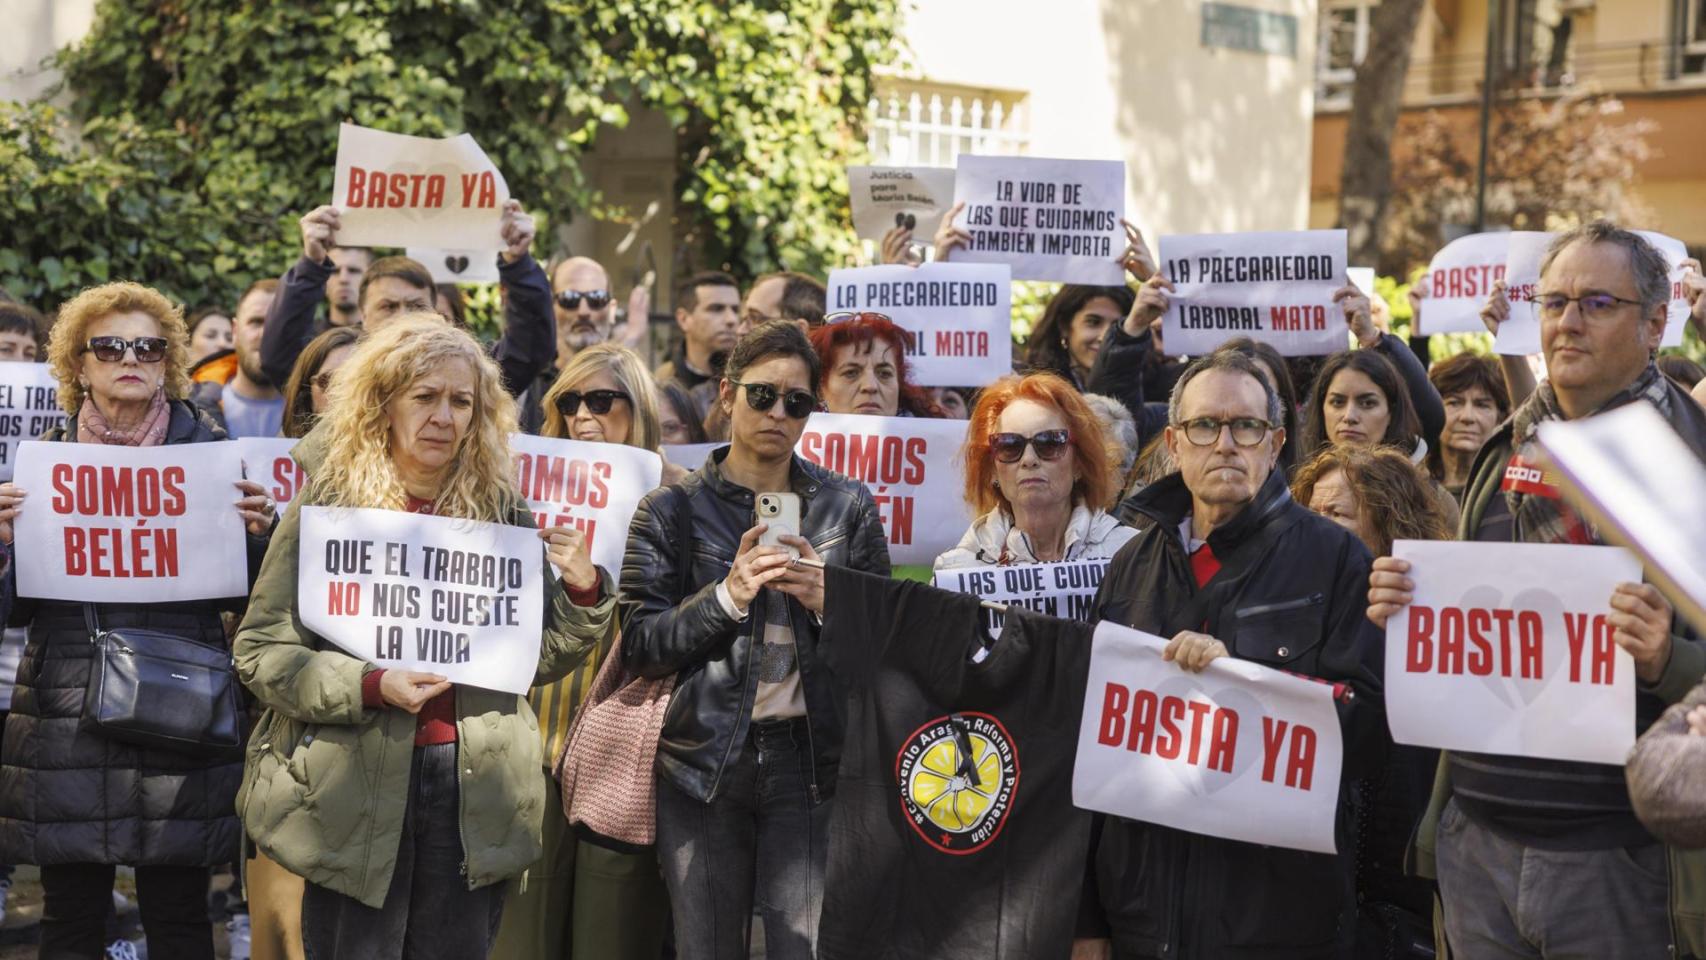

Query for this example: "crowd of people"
[0,199,1704,960]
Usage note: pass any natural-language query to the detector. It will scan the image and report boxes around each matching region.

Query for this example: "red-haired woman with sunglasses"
[936,373,1135,570]
[808,313,943,418]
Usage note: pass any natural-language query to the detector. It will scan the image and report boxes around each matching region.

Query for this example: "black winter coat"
[1087,469,1385,960]
[620,448,890,803]
[0,400,269,867]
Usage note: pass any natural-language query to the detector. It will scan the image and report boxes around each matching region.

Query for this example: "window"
[1316,2,1372,106]
[1682,0,1706,76]
[865,81,1028,167]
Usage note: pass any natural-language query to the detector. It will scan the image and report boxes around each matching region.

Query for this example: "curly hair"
[961,373,1116,517]
[541,342,664,451]
[1291,444,1450,557]
[47,282,192,414]
[308,314,519,522]
[808,314,941,417]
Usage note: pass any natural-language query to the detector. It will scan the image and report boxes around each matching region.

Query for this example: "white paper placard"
[1160,230,1349,356]
[662,442,722,473]
[1492,231,1555,356]
[824,263,1013,386]
[1417,232,1509,335]
[297,506,544,694]
[12,441,249,602]
[407,248,502,285]
[934,558,1109,638]
[795,412,972,566]
[234,437,307,507]
[1385,540,1640,765]
[1638,230,1692,348]
[1073,621,1344,854]
[950,155,1126,284]
[847,165,956,244]
[0,364,65,482]
[332,123,510,251]
[509,433,661,589]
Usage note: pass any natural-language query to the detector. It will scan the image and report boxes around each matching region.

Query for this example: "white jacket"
[933,502,1138,570]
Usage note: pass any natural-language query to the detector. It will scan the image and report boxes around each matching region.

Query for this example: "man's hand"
[933,202,972,260]
[1118,219,1156,283]
[1163,631,1228,673]
[1609,582,1674,685]
[1681,258,1704,339]
[1123,274,1173,337]
[1480,279,1512,337]
[1366,556,1414,629]
[1334,284,1379,348]
[300,206,342,263]
[499,199,536,264]
[379,670,452,714]
[724,525,794,611]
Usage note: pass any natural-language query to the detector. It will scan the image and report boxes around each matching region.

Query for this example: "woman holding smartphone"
[620,321,891,960]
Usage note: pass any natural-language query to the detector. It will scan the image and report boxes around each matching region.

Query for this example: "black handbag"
[80,604,244,758]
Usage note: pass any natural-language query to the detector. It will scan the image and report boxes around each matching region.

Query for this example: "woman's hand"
[540,526,598,593]
[1334,284,1380,348]
[233,480,276,536]
[379,670,452,714]
[1118,219,1156,283]
[881,224,922,266]
[1123,274,1173,337]
[1480,279,1512,337]
[933,202,972,260]
[0,483,24,546]
[724,524,794,611]
[770,535,825,614]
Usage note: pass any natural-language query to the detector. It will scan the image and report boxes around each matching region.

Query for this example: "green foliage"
[4,0,896,318]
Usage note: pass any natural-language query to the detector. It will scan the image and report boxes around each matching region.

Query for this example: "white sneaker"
[227,913,252,960]
[104,941,141,960]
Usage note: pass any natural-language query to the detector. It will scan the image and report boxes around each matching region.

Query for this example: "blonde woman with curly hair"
[233,315,617,959]
[0,281,276,960]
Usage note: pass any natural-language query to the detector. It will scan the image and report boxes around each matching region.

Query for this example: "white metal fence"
[864,89,1029,166]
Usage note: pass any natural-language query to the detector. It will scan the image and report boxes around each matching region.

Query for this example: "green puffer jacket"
[233,432,615,909]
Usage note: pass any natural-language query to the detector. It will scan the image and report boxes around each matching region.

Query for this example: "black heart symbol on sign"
[445,256,470,275]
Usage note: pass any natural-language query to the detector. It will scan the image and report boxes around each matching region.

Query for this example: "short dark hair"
[676,271,739,314]
[237,277,280,311]
[1428,353,1510,415]
[724,319,821,391]
[1301,349,1422,459]
[0,302,45,348]
[756,271,827,327]
[1168,350,1283,426]
[358,256,434,309]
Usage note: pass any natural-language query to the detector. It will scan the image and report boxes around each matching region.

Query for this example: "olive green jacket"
[233,431,614,908]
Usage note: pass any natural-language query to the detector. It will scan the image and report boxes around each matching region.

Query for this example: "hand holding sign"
[378,670,452,715]
[1118,219,1157,283]
[1608,582,1675,684]
[0,481,23,545]
[1333,284,1380,349]
[300,205,342,263]
[933,201,972,260]
[498,199,535,265]
[539,525,597,593]
[1162,630,1229,673]
[1124,275,1173,337]
[233,479,276,536]
[1365,555,1415,629]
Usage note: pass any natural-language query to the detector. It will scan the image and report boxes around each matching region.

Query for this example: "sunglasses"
[729,380,817,419]
[988,429,1072,464]
[555,389,631,417]
[823,311,895,325]
[86,336,168,363]
[556,289,612,311]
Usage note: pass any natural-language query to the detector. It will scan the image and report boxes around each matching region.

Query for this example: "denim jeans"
[302,743,506,960]
[39,863,212,960]
[655,717,831,960]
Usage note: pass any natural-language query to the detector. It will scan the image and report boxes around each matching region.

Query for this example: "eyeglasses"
[729,380,817,419]
[1177,417,1274,447]
[823,311,894,325]
[1533,292,1644,321]
[555,289,611,311]
[555,389,631,417]
[86,336,168,363]
[988,429,1072,464]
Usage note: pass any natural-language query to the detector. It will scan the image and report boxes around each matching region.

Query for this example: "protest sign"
[1491,231,1555,355]
[407,248,501,285]
[847,165,955,244]
[0,364,65,482]
[510,433,660,589]
[1539,403,1706,637]
[1417,232,1509,335]
[12,441,249,603]
[235,437,307,508]
[1160,230,1349,357]
[1638,231,1692,348]
[950,155,1126,284]
[825,263,1013,386]
[1347,267,1376,299]
[298,506,544,694]
[795,413,971,566]
[662,442,722,473]
[1073,621,1343,854]
[934,559,1109,638]
[331,123,510,251]
[1386,540,1639,765]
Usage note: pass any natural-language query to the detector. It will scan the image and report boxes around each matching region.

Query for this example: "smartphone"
[756,492,803,559]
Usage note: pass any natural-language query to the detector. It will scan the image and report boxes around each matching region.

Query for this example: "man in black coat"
[1083,349,1385,960]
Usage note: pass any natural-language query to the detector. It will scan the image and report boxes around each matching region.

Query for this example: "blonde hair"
[47,282,192,414]
[309,313,519,522]
[540,342,664,451]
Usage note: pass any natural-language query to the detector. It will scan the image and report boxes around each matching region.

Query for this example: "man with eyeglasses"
[1368,221,1706,958]
[1080,349,1384,959]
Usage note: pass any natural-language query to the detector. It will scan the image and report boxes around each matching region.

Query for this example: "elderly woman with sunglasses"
[620,321,890,960]
[935,373,1135,570]
[0,282,275,960]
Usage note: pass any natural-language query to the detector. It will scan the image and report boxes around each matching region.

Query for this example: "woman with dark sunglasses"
[491,341,675,960]
[0,282,275,960]
[936,373,1135,570]
[620,320,891,960]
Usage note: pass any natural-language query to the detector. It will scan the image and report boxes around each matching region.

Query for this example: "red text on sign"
[1259,718,1317,790]
[1405,605,1544,679]
[514,454,612,509]
[63,527,178,578]
[50,464,187,517]
[1096,684,1238,773]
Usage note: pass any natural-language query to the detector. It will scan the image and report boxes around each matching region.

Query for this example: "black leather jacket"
[620,447,891,803]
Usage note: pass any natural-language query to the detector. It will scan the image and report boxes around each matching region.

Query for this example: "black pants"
[302,742,506,960]
[39,862,212,960]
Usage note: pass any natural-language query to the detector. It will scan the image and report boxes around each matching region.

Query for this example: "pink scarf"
[78,390,170,447]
